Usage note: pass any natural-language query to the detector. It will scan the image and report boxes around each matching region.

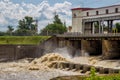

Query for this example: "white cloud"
[0,0,72,32]
[0,15,8,24]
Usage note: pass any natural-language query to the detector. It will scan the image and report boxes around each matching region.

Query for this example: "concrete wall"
[0,36,60,61]
[84,22,92,34]
[37,36,120,59]
[102,40,120,59]
[0,45,38,61]
[81,40,102,56]
[37,36,58,56]
[0,36,119,61]
[71,10,83,33]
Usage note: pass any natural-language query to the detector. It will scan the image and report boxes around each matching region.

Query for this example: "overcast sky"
[0,0,120,32]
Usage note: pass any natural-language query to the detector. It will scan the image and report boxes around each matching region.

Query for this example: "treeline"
[0,16,38,36]
[0,14,67,36]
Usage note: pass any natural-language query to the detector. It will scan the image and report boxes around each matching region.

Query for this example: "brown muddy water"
[0,52,119,80]
[0,53,82,80]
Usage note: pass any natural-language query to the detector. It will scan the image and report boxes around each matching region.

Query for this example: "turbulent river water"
[0,47,119,80]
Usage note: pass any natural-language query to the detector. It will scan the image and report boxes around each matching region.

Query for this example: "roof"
[71,8,94,11]
[71,4,120,11]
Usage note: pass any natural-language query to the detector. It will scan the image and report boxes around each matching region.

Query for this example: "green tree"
[40,14,67,36]
[15,16,37,36]
[53,14,62,24]
[0,31,6,36]
[115,23,120,32]
[7,25,14,36]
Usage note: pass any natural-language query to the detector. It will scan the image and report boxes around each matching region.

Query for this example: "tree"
[0,31,6,36]
[53,15,62,24]
[115,23,120,32]
[7,25,14,36]
[40,14,67,35]
[15,16,37,36]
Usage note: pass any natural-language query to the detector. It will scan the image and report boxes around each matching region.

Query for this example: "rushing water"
[53,47,72,58]
[53,47,90,58]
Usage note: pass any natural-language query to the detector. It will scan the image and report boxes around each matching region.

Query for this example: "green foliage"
[15,16,37,36]
[94,22,99,28]
[0,31,7,36]
[86,67,120,80]
[40,23,67,35]
[115,23,120,32]
[53,14,62,24]
[0,36,50,45]
[40,14,67,36]
[86,67,100,80]
[7,25,14,36]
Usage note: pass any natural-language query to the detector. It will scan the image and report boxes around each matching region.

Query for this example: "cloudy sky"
[0,0,120,32]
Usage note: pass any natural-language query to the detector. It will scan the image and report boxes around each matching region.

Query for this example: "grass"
[0,36,50,45]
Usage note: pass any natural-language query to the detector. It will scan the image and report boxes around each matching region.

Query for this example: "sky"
[0,0,120,32]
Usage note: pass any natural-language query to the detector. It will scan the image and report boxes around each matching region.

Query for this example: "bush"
[86,67,120,80]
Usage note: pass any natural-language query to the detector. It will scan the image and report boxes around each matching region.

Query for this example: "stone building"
[71,4,120,33]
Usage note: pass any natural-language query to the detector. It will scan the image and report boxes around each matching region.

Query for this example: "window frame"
[106,9,109,14]
[86,12,89,16]
[115,8,118,13]
[96,11,99,15]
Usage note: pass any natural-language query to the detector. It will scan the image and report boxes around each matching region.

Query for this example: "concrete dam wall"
[38,36,120,59]
[0,35,119,61]
[0,45,38,61]
[0,36,58,61]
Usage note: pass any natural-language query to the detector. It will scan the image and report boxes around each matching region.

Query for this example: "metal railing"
[56,32,120,38]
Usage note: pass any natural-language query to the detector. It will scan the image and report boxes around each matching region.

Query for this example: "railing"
[56,32,120,38]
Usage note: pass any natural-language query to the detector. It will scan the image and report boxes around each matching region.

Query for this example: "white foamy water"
[53,47,72,58]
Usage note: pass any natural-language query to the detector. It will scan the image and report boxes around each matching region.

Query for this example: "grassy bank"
[0,36,50,45]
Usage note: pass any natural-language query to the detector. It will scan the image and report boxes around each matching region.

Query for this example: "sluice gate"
[38,33,120,59]
[55,33,120,59]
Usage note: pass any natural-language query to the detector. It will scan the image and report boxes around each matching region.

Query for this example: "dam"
[48,4,120,59]
[40,33,120,59]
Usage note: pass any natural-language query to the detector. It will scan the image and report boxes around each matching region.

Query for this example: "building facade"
[71,5,120,34]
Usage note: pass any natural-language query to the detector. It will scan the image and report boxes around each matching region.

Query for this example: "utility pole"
[35,19,38,33]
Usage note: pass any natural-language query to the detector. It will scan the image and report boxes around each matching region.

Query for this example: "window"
[73,13,76,18]
[87,12,89,16]
[106,9,109,14]
[96,11,99,15]
[115,8,118,13]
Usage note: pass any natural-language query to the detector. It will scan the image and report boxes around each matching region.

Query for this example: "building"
[71,4,120,34]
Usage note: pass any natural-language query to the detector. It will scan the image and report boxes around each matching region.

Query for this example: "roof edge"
[71,8,94,11]
[71,4,120,11]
